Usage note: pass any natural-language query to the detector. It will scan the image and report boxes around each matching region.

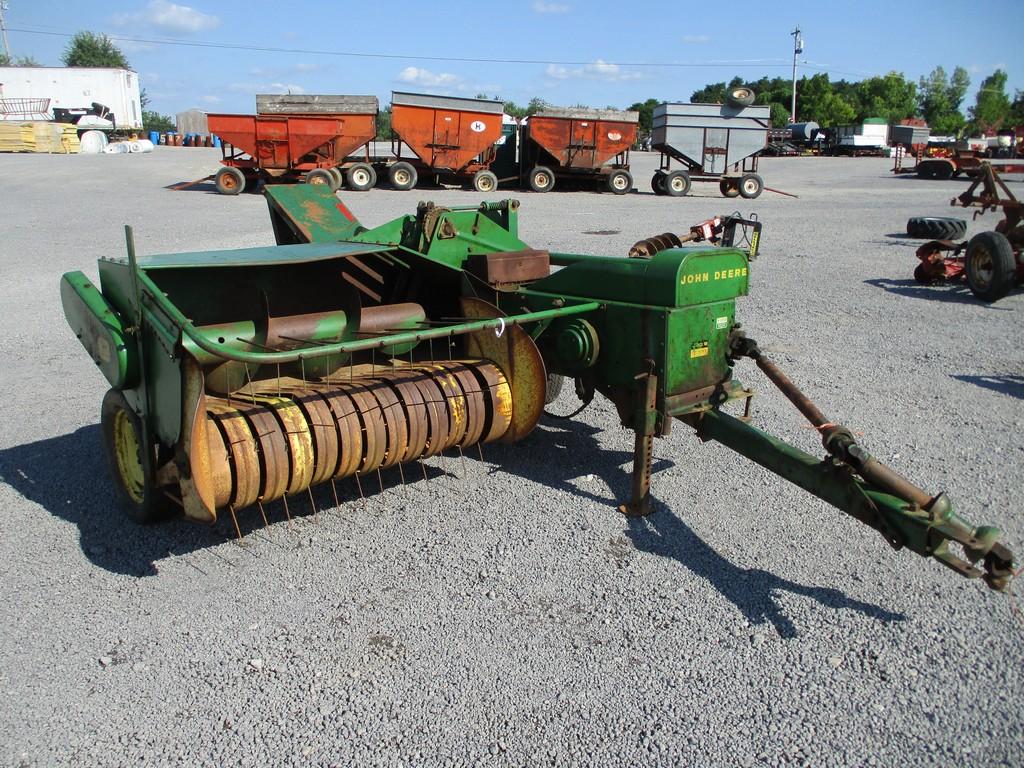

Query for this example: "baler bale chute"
[207,95,379,194]
[651,89,770,198]
[61,186,1016,596]
[519,107,639,194]
[388,91,506,193]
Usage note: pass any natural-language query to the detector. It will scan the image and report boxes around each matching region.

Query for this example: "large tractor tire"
[965,231,1017,302]
[906,217,967,240]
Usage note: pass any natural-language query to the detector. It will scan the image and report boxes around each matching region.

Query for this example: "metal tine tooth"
[458,445,467,477]
[277,363,281,397]
[306,487,321,524]
[477,443,485,462]
[330,478,341,510]
[228,504,243,541]
[420,458,429,483]
[355,473,365,501]
[281,494,293,528]
[257,500,270,529]
[397,462,408,497]
[377,467,385,495]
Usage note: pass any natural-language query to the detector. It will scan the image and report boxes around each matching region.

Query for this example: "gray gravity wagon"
[651,89,770,199]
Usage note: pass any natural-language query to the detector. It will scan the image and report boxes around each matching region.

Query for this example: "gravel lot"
[1,148,1022,767]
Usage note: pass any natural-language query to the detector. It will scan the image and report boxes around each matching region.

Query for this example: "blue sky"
[3,0,1021,116]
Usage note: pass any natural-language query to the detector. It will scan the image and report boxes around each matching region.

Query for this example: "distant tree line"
[628,69,1023,136]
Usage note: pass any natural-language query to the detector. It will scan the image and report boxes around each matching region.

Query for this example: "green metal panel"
[663,300,735,395]
[132,241,389,270]
[60,271,135,389]
[265,185,365,243]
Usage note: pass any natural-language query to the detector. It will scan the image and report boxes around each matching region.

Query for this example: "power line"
[9,26,804,70]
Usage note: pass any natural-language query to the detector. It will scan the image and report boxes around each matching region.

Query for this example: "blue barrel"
[212,135,221,148]
[148,130,159,144]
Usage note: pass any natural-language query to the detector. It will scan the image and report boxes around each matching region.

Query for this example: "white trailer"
[0,67,143,130]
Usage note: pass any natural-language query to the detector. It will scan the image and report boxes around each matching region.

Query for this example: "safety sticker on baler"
[715,316,729,329]
[689,340,709,358]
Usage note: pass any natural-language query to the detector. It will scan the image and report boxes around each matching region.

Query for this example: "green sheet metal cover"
[125,241,389,270]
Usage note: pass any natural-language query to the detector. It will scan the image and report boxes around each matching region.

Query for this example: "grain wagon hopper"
[651,89,769,198]
[60,187,1016,594]
[520,107,638,194]
[207,95,378,194]
[388,92,505,193]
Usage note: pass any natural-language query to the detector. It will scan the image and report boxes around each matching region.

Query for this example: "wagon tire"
[726,87,756,108]
[720,179,740,198]
[606,169,632,195]
[906,216,967,240]
[473,169,499,194]
[965,231,1017,302]
[388,161,418,191]
[529,166,555,193]
[328,167,344,190]
[214,166,245,195]
[347,162,377,191]
[305,168,336,190]
[651,172,666,195]
[101,389,175,525]
[663,170,691,197]
[544,374,565,405]
[738,173,764,199]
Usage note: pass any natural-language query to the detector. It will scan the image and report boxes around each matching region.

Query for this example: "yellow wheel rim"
[113,409,146,503]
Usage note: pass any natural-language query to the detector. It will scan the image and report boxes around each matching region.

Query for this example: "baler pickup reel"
[61,185,1016,594]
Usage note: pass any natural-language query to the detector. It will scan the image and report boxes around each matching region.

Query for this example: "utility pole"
[790,25,803,123]
[0,2,12,62]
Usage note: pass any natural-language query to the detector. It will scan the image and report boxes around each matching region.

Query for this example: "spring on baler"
[204,360,512,512]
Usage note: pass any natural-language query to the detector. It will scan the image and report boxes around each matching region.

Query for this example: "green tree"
[796,73,855,126]
[917,65,969,135]
[851,71,916,122]
[1010,90,1024,126]
[0,53,40,66]
[142,110,174,132]
[525,97,549,116]
[691,81,727,103]
[503,100,527,119]
[62,31,130,69]
[627,98,660,133]
[968,69,1011,133]
[377,107,393,140]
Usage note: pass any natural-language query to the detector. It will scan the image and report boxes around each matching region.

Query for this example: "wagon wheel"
[726,88,756,108]
[738,173,764,199]
[388,161,418,191]
[606,169,632,195]
[965,231,1017,302]
[529,166,555,193]
[473,169,498,194]
[651,172,666,195]
[720,179,740,198]
[327,167,344,190]
[347,162,377,191]
[101,389,174,524]
[306,168,336,190]
[663,170,691,197]
[214,166,246,195]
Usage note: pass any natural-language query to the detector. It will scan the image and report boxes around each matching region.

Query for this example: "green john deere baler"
[60,186,1016,592]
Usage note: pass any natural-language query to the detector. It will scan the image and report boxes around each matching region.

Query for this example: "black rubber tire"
[544,374,565,405]
[651,172,666,195]
[720,179,740,198]
[101,389,174,524]
[965,231,1017,302]
[473,169,499,193]
[388,161,418,191]
[346,162,377,191]
[738,173,763,199]
[726,87,756,108]
[214,166,245,195]
[305,168,336,190]
[529,166,555,193]
[327,167,344,190]
[663,170,691,197]
[606,169,632,195]
[905,217,967,240]
[916,160,955,180]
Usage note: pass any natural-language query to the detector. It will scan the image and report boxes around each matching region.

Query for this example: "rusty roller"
[204,361,513,511]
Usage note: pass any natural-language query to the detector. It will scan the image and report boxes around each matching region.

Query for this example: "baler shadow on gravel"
[60,187,1016,592]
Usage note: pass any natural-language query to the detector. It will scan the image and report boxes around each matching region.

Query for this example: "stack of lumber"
[0,121,80,153]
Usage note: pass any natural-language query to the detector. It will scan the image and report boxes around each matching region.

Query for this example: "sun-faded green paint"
[60,271,135,389]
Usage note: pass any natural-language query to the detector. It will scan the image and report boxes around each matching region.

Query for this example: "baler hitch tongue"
[726,332,1017,592]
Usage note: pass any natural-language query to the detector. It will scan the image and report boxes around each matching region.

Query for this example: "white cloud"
[114,1,220,34]
[683,34,710,44]
[396,66,462,88]
[545,59,642,83]
[533,1,570,12]
[200,95,222,104]
[228,82,306,95]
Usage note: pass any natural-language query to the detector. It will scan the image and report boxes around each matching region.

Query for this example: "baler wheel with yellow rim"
[100,389,175,524]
